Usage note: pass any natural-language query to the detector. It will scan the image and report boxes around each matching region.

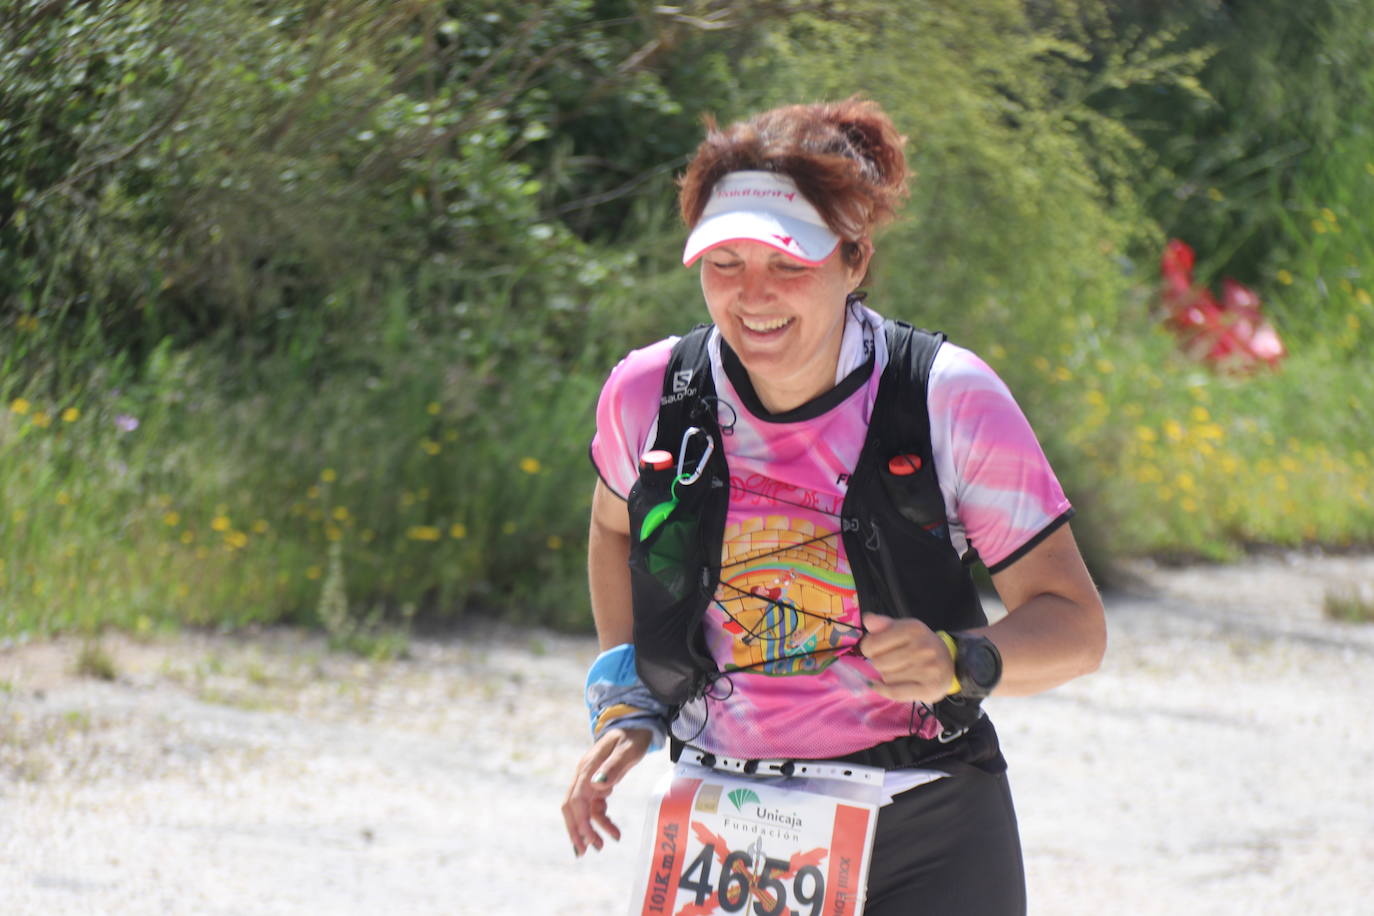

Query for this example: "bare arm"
[588,478,633,649]
[978,522,1107,695]
[861,523,1106,702]
[563,478,654,857]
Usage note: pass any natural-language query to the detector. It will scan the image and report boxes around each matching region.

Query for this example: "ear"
[846,238,875,290]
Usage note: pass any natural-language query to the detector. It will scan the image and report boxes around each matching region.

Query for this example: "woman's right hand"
[562,726,653,857]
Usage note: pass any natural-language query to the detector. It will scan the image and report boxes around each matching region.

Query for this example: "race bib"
[629,762,883,916]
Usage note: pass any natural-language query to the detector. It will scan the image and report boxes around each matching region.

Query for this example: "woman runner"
[562,97,1106,914]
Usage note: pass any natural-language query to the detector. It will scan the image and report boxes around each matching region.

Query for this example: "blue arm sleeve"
[585,643,670,752]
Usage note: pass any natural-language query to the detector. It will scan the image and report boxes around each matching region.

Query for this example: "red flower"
[1158,240,1285,372]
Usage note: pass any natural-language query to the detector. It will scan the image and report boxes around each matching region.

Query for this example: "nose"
[739,264,772,305]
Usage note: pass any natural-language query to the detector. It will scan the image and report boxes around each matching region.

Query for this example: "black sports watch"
[950,632,1002,699]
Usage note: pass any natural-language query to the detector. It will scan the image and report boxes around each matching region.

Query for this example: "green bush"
[3,0,1373,638]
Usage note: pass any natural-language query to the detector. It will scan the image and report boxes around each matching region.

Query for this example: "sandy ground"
[2,552,1373,915]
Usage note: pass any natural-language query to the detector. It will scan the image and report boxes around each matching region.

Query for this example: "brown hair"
[678,97,910,269]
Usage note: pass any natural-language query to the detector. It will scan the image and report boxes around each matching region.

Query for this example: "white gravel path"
[2,552,1373,915]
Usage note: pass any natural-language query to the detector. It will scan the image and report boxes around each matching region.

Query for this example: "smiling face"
[700,239,871,413]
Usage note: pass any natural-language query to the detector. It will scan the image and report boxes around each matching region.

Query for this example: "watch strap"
[935,630,961,696]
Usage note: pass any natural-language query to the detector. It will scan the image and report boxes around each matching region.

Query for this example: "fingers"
[858,615,953,704]
[563,728,652,857]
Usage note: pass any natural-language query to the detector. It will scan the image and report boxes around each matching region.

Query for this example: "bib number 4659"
[678,841,826,916]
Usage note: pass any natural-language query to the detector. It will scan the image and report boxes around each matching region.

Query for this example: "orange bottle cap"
[640,449,674,471]
[887,454,922,476]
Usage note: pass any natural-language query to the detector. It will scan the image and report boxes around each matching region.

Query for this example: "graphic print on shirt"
[715,512,858,677]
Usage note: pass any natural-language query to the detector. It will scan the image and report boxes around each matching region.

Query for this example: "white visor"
[682,171,840,267]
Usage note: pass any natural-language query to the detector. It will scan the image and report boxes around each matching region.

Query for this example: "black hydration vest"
[627,319,991,749]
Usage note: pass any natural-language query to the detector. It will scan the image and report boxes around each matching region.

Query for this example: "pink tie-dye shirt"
[590,303,1073,759]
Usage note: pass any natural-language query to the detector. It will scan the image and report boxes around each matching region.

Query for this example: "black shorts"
[865,761,1026,915]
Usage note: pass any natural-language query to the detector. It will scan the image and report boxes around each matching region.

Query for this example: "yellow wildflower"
[1084,390,1105,408]
[252,519,270,534]
[1276,269,1293,286]
[426,402,441,416]
[1367,162,1374,176]
[502,521,517,535]
[406,525,442,541]
[1322,207,1338,223]
[32,411,51,428]
[307,485,321,499]
[61,407,80,423]
[1348,314,1361,333]
[450,524,467,539]
[1207,187,1224,201]
[1358,289,1372,306]
[163,512,181,527]
[9,398,29,415]
[1164,420,1184,442]
[321,468,337,483]
[1190,406,1211,424]
[1052,366,1072,383]
[306,565,322,580]
[361,529,375,542]
[1312,219,1327,234]
[181,530,195,544]
[401,491,416,508]
[422,439,441,456]
[56,491,71,505]
[1136,426,1158,444]
[519,457,542,474]
[1094,359,1115,375]
[210,516,231,532]
[1157,486,1174,502]
[1181,497,1199,514]
[547,535,564,550]
[445,429,459,442]
[325,525,343,542]
[225,531,249,549]
[1175,472,1196,492]
[332,506,350,521]
[1033,356,1052,373]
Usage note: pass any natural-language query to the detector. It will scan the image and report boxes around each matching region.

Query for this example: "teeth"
[741,316,792,332]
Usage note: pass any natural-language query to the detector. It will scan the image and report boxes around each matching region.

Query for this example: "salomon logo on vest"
[662,369,697,405]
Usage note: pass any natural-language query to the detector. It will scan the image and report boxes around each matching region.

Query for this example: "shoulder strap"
[874,319,946,467]
[653,324,717,451]
[864,319,953,544]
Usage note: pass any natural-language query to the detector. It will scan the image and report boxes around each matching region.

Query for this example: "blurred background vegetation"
[2,0,1371,642]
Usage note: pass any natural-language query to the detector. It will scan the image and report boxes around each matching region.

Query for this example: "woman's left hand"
[858,613,956,704]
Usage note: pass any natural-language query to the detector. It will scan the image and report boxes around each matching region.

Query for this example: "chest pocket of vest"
[877,458,952,545]
[627,460,726,708]
[628,468,696,600]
